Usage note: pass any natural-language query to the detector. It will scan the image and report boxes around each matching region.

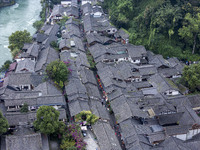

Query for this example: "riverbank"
[0,0,15,8]
[0,0,42,66]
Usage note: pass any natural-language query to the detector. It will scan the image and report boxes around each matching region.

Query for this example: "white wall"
[61,1,71,7]
[165,90,179,96]
[173,129,200,141]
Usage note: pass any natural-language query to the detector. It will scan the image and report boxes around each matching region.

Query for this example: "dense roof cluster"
[1,0,200,149]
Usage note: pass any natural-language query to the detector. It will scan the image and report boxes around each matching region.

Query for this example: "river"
[0,0,42,66]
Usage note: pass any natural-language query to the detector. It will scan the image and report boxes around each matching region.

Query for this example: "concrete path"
[84,130,100,150]
[42,134,50,150]
[0,136,6,150]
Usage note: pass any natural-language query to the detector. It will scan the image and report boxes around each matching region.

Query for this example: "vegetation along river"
[0,0,42,66]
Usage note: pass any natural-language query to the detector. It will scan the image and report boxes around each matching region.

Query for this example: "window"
[9,106,16,109]
[23,86,29,90]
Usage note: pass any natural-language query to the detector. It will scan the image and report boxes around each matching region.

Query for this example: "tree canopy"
[75,111,99,125]
[0,60,12,72]
[8,30,32,51]
[0,111,9,135]
[60,124,86,150]
[33,106,60,134]
[46,60,70,89]
[181,63,200,92]
[20,103,29,113]
[33,20,44,31]
[103,0,200,61]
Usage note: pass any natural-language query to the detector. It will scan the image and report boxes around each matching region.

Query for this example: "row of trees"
[103,0,200,61]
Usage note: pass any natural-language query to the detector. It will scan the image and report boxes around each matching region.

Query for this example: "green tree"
[33,106,60,134]
[75,111,99,125]
[103,0,200,61]
[178,13,200,54]
[60,140,76,150]
[33,20,44,31]
[20,103,29,113]
[11,48,20,58]
[181,63,200,92]
[50,41,59,51]
[46,60,70,89]
[8,30,32,51]
[0,111,9,135]
[0,60,12,72]
[58,16,69,26]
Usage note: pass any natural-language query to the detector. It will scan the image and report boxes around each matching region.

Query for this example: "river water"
[0,0,42,66]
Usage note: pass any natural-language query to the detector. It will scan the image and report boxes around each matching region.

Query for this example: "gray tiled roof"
[7,72,32,86]
[26,42,40,58]
[6,132,43,150]
[126,44,147,58]
[90,100,110,120]
[65,78,87,96]
[79,68,97,85]
[148,74,179,93]
[35,47,59,72]
[149,55,171,68]
[68,100,89,116]
[15,59,35,73]
[34,81,62,96]
[92,121,122,150]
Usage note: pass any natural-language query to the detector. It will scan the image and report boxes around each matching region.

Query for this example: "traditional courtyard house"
[75,52,91,70]
[187,95,200,111]
[138,65,157,79]
[158,68,182,79]
[35,47,59,73]
[5,128,43,150]
[6,73,34,91]
[25,42,40,61]
[81,2,92,16]
[157,107,200,141]
[22,43,32,52]
[65,78,90,118]
[65,6,79,18]
[65,17,80,27]
[62,23,82,38]
[119,118,153,149]
[83,14,117,35]
[59,38,71,50]
[59,37,85,52]
[42,24,60,48]
[88,43,129,64]
[114,28,129,44]
[49,5,66,24]
[92,121,122,150]
[34,33,48,44]
[86,33,115,47]
[148,74,180,96]
[91,5,103,18]
[15,59,35,73]
[127,44,147,64]
[149,55,171,69]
